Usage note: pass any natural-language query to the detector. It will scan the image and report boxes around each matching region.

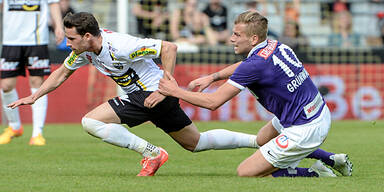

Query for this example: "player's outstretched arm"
[8,65,75,109]
[7,95,36,109]
[187,61,242,92]
[159,71,240,110]
[187,75,215,92]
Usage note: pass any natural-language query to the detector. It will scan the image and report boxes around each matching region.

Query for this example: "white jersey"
[64,29,164,94]
[1,0,59,46]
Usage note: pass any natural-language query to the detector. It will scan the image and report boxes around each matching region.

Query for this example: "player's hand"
[7,96,36,109]
[144,90,166,108]
[158,71,179,97]
[187,75,214,92]
[55,27,65,45]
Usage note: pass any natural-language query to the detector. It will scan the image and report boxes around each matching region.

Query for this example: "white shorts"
[260,105,331,169]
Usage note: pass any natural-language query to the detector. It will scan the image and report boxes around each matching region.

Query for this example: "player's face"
[230,23,255,55]
[65,27,89,55]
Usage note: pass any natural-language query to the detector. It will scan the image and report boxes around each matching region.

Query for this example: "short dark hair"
[63,12,100,36]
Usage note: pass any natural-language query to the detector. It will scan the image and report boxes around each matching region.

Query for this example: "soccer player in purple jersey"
[158,10,352,177]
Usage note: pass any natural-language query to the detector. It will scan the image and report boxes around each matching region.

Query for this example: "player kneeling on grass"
[158,10,353,177]
[8,12,263,176]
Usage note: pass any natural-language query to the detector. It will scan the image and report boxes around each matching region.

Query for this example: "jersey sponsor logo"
[66,52,79,66]
[304,92,324,119]
[112,62,124,70]
[257,39,278,59]
[111,68,140,87]
[129,48,157,59]
[8,0,41,11]
[275,134,289,149]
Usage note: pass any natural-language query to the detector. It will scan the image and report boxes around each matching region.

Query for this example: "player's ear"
[251,35,259,46]
[83,32,92,40]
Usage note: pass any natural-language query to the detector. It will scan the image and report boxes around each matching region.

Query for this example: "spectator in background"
[320,0,350,24]
[279,20,309,52]
[284,0,300,23]
[367,11,384,47]
[0,0,64,145]
[56,0,75,51]
[378,12,384,46]
[245,0,279,40]
[132,0,170,40]
[203,0,230,44]
[332,0,350,13]
[170,0,217,46]
[328,10,361,48]
[59,0,75,16]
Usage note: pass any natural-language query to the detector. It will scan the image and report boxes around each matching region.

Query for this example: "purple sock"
[272,168,318,177]
[307,149,335,167]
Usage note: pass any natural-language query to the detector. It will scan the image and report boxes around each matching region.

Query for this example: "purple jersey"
[228,39,325,127]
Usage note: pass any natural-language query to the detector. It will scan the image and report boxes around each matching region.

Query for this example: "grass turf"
[0,120,383,192]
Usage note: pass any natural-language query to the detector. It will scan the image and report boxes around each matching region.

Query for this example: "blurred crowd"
[130,0,384,51]
[2,0,384,52]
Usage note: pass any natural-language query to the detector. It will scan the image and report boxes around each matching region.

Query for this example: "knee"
[81,117,104,135]
[237,166,253,177]
[29,76,44,88]
[185,144,197,152]
[236,162,265,177]
[181,138,200,152]
[179,145,194,152]
[256,136,265,147]
[1,84,15,93]
[81,117,92,133]
[236,167,263,177]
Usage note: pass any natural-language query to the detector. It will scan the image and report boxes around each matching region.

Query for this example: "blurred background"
[1,0,384,123]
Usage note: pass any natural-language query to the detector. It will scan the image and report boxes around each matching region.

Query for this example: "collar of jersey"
[97,32,108,57]
[247,39,268,58]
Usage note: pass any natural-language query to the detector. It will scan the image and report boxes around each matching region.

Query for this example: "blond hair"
[234,10,268,41]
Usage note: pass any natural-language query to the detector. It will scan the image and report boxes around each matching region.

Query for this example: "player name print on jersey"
[8,0,41,11]
[271,43,309,93]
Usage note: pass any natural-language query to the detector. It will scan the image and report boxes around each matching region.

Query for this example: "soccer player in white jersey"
[0,0,64,145]
[9,12,260,176]
[158,10,353,177]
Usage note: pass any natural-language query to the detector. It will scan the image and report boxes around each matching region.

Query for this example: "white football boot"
[330,154,353,176]
[309,160,337,177]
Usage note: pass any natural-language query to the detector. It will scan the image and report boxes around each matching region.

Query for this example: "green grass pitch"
[0,120,383,192]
